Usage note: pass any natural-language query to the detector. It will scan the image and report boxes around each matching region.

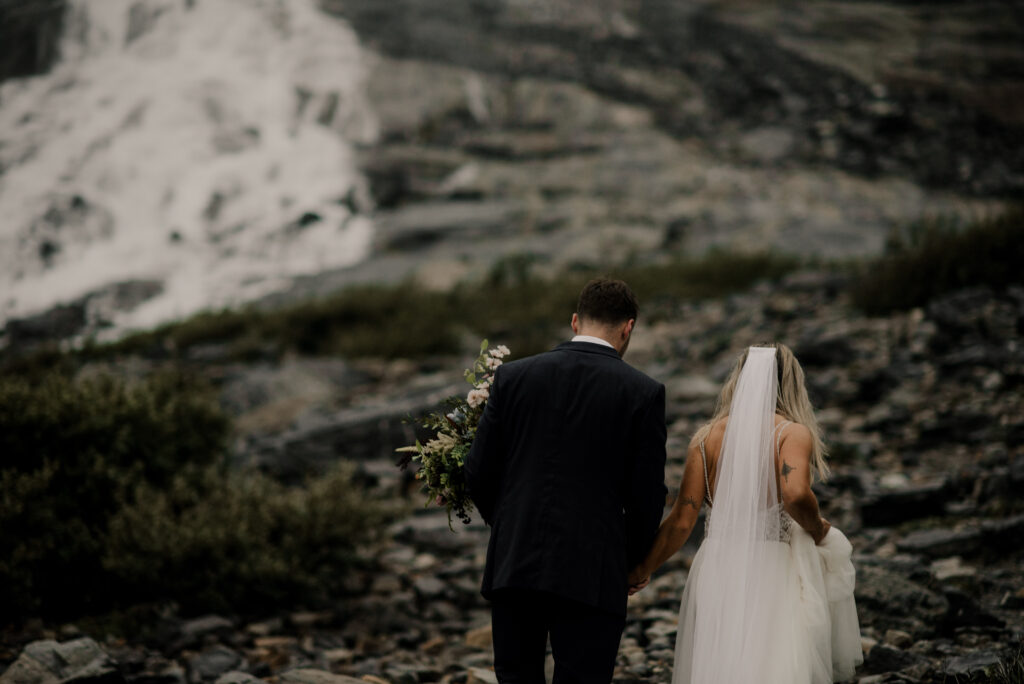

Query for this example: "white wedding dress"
[671,349,863,684]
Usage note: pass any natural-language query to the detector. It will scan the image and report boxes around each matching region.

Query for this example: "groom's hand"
[627,567,650,595]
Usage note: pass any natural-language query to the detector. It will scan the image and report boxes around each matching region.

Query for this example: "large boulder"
[0,638,122,684]
[860,479,950,527]
[855,564,949,638]
[896,514,1024,559]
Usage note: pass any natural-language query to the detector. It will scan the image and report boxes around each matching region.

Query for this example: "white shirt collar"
[571,335,615,349]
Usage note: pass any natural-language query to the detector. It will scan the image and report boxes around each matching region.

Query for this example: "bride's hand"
[814,517,831,544]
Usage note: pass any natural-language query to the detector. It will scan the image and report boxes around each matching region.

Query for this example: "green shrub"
[0,369,399,623]
[277,285,458,358]
[457,249,800,356]
[103,283,459,362]
[104,463,398,616]
[851,208,1023,315]
[91,249,798,363]
[0,369,230,619]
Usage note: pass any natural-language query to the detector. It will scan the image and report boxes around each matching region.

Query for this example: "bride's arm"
[627,441,706,591]
[779,424,828,544]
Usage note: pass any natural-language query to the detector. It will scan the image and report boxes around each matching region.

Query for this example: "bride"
[628,344,863,683]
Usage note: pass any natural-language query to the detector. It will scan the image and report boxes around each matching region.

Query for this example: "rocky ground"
[2,271,1022,684]
[1,4,1022,679]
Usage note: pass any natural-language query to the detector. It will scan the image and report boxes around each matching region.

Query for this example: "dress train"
[672,521,862,684]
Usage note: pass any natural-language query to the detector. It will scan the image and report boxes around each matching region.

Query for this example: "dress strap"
[774,420,792,458]
[699,439,713,506]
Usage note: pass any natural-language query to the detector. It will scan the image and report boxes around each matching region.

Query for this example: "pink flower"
[467,388,490,408]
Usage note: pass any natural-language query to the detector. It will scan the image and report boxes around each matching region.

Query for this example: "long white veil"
[690,346,782,683]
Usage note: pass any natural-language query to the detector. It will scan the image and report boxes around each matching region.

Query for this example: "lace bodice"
[701,504,796,542]
[699,421,795,542]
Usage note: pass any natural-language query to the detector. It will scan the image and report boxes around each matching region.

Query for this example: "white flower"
[467,387,490,407]
[475,376,492,389]
[490,345,511,359]
[486,356,502,370]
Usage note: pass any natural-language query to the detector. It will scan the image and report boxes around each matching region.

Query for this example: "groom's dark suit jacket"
[465,341,667,617]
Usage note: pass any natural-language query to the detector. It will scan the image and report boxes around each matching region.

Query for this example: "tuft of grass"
[987,642,1024,684]
[851,208,1023,315]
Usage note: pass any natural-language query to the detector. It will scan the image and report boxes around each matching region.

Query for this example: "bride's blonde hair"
[693,343,830,481]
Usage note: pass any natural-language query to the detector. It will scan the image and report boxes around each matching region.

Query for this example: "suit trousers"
[490,588,626,684]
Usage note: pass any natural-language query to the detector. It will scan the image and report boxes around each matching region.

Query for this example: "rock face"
[4,0,1020,346]
[246,0,1020,316]
[323,0,1024,201]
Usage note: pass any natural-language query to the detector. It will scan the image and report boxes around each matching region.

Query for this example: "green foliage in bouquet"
[397,339,510,528]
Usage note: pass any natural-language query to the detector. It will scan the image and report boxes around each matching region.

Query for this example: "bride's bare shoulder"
[687,417,726,449]
[778,420,813,449]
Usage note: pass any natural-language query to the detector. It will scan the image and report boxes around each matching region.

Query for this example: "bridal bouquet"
[396,340,510,527]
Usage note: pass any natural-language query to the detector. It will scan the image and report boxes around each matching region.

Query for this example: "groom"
[465,278,667,683]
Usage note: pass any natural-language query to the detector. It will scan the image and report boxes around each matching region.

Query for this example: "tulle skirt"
[672,526,863,684]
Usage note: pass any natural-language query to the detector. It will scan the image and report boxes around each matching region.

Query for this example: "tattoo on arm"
[680,495,700,510]
[781,461,794,483]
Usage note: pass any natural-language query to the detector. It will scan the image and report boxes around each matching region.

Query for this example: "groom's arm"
[624,383,668,569]
[465,368,505,526]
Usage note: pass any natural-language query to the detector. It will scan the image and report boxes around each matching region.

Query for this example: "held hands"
[627,566,650,596]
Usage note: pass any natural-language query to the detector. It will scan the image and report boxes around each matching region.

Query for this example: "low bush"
[104,462,397,616]
[851,208,1023,315]
[0,370,396,623]
[103,283,458,361]
[0,369,229,619]
[93,249,798,362]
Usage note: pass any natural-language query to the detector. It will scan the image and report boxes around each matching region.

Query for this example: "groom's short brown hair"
[577,278,639,325]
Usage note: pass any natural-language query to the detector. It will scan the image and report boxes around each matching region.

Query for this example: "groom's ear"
[571,312,580,334]
[623,318,635,339]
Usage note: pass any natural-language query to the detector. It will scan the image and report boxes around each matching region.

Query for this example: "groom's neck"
[574,326,626,357]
